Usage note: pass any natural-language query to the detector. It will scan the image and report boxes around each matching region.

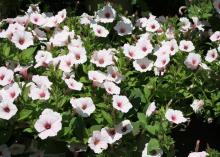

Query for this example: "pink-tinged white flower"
[27,4,40,15]
[112,95,132,113]
[34,50,53,68]
[179,40,195,52]
[165,109,187,124]
[1,83,21,102]
[68,38,83,50]
[70,97,95,117]
[115,119,133,135]
[65,78,83,91]
[0,144,11,157]
[11,30,34,50]
[91,49,114,67]
[34,109,62,140]
[62,72,75,81]
[96,3,116,23]
[103,81,120,95]
[43,16,58,28]
[179,17,191,32]
[146,102,156,117]
[69,47,87,64]
[0,67,14,86]
[106,66,122,84]
[205,49,218,62]
[190,99,204,113]
[210,31,220,42]
[14,65,31,80]
[214,0,220,13]
[88,131,108,154]
[55,9,67,24]
[58,55,74,72]
[199,63,211,70]
[162,39,179,56]
[188,151,208,157]
[145,19,160,33]
[123,44,143,59]
[28,86,50,100]
[88,70,106,84]
[30,13,46,26]
[165,26,175,39]
[32,75,52,89]
[79,13,94,25]
[136,17,148,28]
[133,57,153,72]
[191,17,204,31]
[0,101,18,120]
[142,143,163,157]
[154,55,170,68]
[114,17,133,36]
[184,53,201,70]
[32,28,47,41]
[154,46,170,57]
[15,15,29,26]
[3,23,25,39]
[91,24,109,37]
[101,127,122,144]
[136,39,153,57]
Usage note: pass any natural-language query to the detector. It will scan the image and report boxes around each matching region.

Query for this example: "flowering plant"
[0,1,220,156]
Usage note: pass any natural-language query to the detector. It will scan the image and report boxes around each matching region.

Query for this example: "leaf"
[147,138,160,155]
[101,110,113,125]
[19,47,37,64]
[137,113,146,124]
[18,109,33,121]
[2,43,10,57]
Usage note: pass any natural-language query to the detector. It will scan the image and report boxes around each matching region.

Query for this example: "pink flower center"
[108,87,112,92]
[108,128,116,136]
[171,115,176,121]
[34,18,38,22]
[211,53,216,58]
[140,64,146,69]
[97,29,102,34]
[111,72,117,78]
[192,59,196,65]
[19,38,25,45]
[94,138,100,145]
[151,24,155,29]
[162,59,166,65]
[75,54,81,60]
[3,106,10,113]
[183,45,188,50]
[0,74,5,80]
[39,92,46,98]
[105,12,111,18]
[98,58,104,64]
[128,51,134,57]
[66,61,71,66]
[119,28,125,33]
[10,92,16,98]
[142,47,147,52]
[82,104,87,110]
[218,3,220,9]
[44,122,51,130]
[117,101,122,108]
[170,46,174,51]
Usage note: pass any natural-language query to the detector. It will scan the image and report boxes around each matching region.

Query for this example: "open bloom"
[58,54,74,72]
[69,47,87,64]
[179,40,195,52]
[0,101,18,120]
[0,67,14,86]
[191,17,204,31]
[162,39,178,56]
[91,49,114,67]
[65,78,83,91]
[165,109,187,124]
[55,9,67,24]
[96,3,116,23]
[154,55,170,68]
[179,17,191,32]
[210,31,220,42]
[184,53,201,70]
[145,18,160,32]
[106,66,122,84]
[101,127,122,144]
[123,44,144,59]
[205,49,218,62]
[88,70,106,84]
[142,143,163,157]
[136,38,153,57]
[88,131,108,154]
[28,85,50,100]
[103,81,120,95]
[190,99,204,113]
[34,50,53,68]
[146,102,156,117]
[188,151,208,157]
[32,75,52,89]
[1,83,21,102]
[133,57,154,72]
[91,24,109,37]
[115,119,133,135]
[114,17,133,36]
[70,97,95,117]
[30,13,46,26]
[34,109,62,140]
[112,95,132,113]
[11,30,34,50]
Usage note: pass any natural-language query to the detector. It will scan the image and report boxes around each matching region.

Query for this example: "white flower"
[58,55,74,72]
[3,23,25,40]
[145,19,160,32]
[0,101,18,120]
[210,31,220,42]
[15,15,29,26]
[133,57,153,72]
[11,30,33,50]
[154,55,170,68]
[65,78,83,91]
[69,47,87,64]
[179,40,195,52]
[114,17,133,36]
[191,17,204,31]
[106,66,122,84]
[190,99,204,113]
[101,127,122,144]
[112,95,132,113]
[34,109,62,140]
[214,0,220,13]
[0,67,14,86]
[96,3,116,23]
[80,13,94,25]
[1,83,21,102]
[184,53,201,70]
[136,38,153,57]
[32,75,52,89]
[70,97,95,117]
[27,4,40,15]
[162,39,178,56]
[205,49,218,62]
[103,81,120,95]
[88,131,108,154]
[88,70,106,84]
[154,46,170,57]
[115,119,133,135]
[30,13,46,26]
[28,86,50,100]
[179,17,191,32]
[67,38,83,50]
[91,24,109,37]
[123,44,143,59]
[142,143,163,157]
[91,49,114,67]
[165,109,187,124]
[55,9,67,24]
[136,17,148,28]
[0,144,11,157]
[188,151,208,157]
[34,50,53,68]
[146,102,156,117]
[165,26,175,39]
[199,63,211,70]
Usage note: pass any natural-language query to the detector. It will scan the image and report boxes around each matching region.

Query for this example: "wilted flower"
[112,95,132,113]
[190,99,204,113]
[165,109,187,124]
[34,108,62,140]
[191,17,204,31]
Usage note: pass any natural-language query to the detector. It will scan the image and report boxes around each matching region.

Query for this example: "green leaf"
[147,138,160,155]
[2,43,10,57]
[137,113,146,124]
[101,110,113,125]
[19,46,37,64]
[18,109,33,121]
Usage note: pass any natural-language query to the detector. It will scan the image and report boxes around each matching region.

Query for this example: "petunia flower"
[146,102,156,117]
[133,57,154,72]
[145,18,160,33]
[115,119,133,135]
[210,31,220,42]
[190,99,204,113]
[65,78,83,91]
[30,13,46,26]
[91,49,114,67]
[179,40,195,52]
[69,47,87,64]
[114,17,133,36]
[112,95,132,113]
[103,81,120,95]
[165,109,187,124]
[188,151,208,157]
[106,66,123,84]
[91,24,109,37]
[34,50,53,68]
[88,70,107,84]
[101,127,122,144]
[0,67,14,86]
[184,52,201,70]
[0,101,18,120]
[96,3,116,23]
[205,49,218,62]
